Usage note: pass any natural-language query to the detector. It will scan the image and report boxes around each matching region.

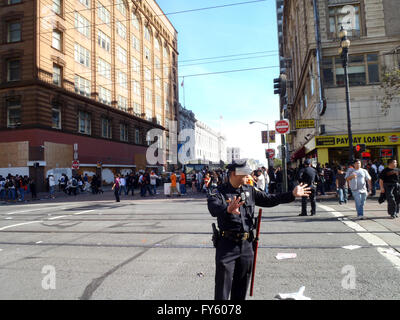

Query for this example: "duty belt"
[221,230,250,241]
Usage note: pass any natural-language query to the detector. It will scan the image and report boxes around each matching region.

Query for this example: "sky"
[156,0,281,166]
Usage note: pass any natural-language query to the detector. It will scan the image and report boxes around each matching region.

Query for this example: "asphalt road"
[1,190,400,300]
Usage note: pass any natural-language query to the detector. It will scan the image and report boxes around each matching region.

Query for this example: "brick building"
[276,0,400,166]
[0,0,178,189]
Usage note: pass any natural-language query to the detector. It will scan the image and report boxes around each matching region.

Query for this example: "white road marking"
[6,208,44,215]
[0,221,43,231]
[48,216,67,220]
[36,241,43,244]
[318,204,400,271]
[73,210,95,215]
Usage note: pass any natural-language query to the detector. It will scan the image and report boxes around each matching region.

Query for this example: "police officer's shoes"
[298,213,307,216]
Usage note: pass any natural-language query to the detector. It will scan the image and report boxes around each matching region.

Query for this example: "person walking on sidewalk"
[112,174,121,202]
[336,165,348,204]
[379,158,400,219]
[345,159,372,220]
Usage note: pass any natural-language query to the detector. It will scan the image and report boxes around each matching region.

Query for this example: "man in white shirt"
[345,159,372,219]
[256,169,266,191]
[119,175,127,195]
[150,171,159,195]
[49,175,56,199]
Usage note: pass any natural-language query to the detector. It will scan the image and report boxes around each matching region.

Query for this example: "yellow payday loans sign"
[316,132,400,148]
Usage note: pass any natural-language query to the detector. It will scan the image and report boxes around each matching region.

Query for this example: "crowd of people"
[0,174,37,202]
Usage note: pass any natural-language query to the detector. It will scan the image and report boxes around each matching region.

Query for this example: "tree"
[380,67,400,115]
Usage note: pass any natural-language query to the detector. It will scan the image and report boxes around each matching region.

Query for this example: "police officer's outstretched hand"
[226,196,245,215]
[292,183,311,198]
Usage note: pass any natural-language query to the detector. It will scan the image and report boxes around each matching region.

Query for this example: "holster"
[212,223,220,248]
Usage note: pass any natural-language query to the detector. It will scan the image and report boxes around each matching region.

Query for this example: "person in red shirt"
[179,171,186,195]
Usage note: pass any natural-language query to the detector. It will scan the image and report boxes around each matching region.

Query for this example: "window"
[133,102,141,116]
[98,30,110,52]
[132,57,140,74]
[52,30,62,50]
[7,98,21,127]
[156,114,161,125]
[52,103,61,129]
[164,98,169,112]
[7,59,20,81]
[53,0,61,14]
[117,71,127,89]
[145,108,152,121]
[164,83,169,97]
[74,75,91,97]
[98,2,110,25]
[144,25,151,41]
[120,123,128,142]
[117,95,127,111]
[7,22,21,43]
[163,47,169,59]
[116,0,126,16]
[133,80,140,96]
[131,13,139,30]
[101,118,112,138]
[132,35,140,52]
[74,43,90,67]
[164,66,169,79]
[144,67,151,81]
[323,53,380,87]
[145,87,152,104]
[135,128,140,144]
[155,75,161,88]
[144,46,151,62]
[53,64,62,86]
[99,86,111,105]
[154,38,160,51]
[116,21,126,40]
[78,0,90,8]
[155,94,161,109]
[75,12,90,38]
[98,58,111,79]
[155,57,161,70]
[329,4,361,38]
[78,111,91,134]
[116,45,127,64]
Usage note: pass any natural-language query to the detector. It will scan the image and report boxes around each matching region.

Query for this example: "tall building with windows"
[0,0,178,189]
[277,0,400,166]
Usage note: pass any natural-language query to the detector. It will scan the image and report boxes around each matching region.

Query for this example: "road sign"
[275,119,290,134]
[296,119,315,129]
[266,149,275,159]
[72,160,80,170]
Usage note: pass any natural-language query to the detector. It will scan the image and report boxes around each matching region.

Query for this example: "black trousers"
[301,187,316,215]
[384,183,400,216]
[114,188,120,202]
[127,185,134,196]
[215,238,253,300]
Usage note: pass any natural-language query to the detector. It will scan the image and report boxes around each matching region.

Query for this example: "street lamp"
[249,121,270,149]
[339,25,354,163]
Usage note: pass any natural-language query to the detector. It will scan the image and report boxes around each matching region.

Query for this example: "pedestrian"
[367,163,378,196]
[150,171,159,195]
[168,171,181,197]
[191,171,197,193]
[119,175,127,196]
[112,174,121,202]
[48,174,56,199]
[379,158,399,219]
[203,173,211,193]
[179,170,186,195]
[297,159,319,216]
[0,177,5,201]
[207,159,310,300]
[255,169,265,192]
[29,177,37,200]
[345,159,372,220]
[336,165,348,204]
[127,172,135,196]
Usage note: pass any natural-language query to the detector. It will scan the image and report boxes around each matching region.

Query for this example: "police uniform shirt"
[379,168,399,184]
[298,167,318,186]
[207,182,295,233]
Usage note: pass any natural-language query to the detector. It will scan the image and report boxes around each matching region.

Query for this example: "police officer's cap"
[304,159,311,165]
[226,159,253,175]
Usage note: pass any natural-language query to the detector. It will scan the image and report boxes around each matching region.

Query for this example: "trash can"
[164,183,171,195]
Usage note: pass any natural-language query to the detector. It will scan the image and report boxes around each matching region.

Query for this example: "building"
[276,0,400,166]
[193,120,226,165]
[0,0,179,189]
[227,147,241,164]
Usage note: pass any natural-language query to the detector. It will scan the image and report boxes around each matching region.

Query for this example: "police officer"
[207,159,311,300]
[297,159,319,216]
[379,158,399,219]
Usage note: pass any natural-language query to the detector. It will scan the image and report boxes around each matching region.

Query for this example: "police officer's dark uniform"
[207,160,296,300]
[297,159,318,216]
[379,162,399,218]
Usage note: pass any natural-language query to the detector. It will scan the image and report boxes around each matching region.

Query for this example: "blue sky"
[156,0,280,164]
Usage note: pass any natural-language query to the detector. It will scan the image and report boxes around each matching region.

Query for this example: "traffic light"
[274,78,282,95]
[265,151,270,159]
[273,74,287,96]
[355,144,366,153]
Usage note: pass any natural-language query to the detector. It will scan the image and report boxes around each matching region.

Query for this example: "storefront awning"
[291,146,306,161]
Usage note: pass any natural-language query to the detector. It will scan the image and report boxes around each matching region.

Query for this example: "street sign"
[275,119,290,134]
[296,119,315,129]
[266,149,275,159]
[72,160,80,170]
